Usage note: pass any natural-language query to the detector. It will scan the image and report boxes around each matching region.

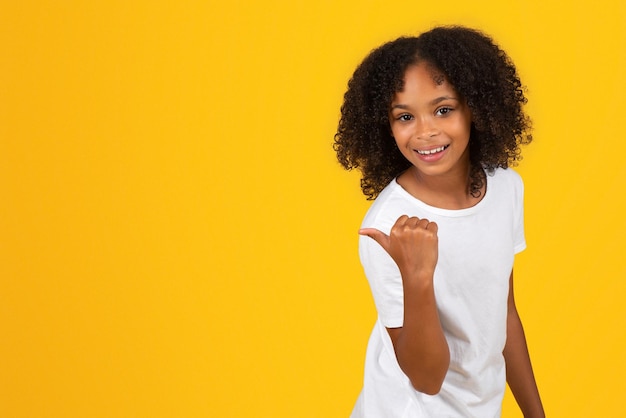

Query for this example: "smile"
[416,145,449,155]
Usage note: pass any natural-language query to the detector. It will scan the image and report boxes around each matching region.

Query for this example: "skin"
[389,63,476,210]
[360,63,545,415]
[505,272,545,417]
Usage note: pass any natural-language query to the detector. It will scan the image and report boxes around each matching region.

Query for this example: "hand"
[359,215,439,280]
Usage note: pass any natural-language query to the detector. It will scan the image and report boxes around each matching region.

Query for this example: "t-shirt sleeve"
[359,233,404,328]
[513,172,526,254]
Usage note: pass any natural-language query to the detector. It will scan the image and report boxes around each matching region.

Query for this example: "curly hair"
[334,26,532,200]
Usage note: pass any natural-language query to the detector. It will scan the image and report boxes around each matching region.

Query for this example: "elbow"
[422,383,444,396]
[404,354,449,395]
[405,364,448,395]
[409,376,445,395]
[393,333,450,396]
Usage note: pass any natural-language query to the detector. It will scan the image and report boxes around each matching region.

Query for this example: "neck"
[398,164,483,210]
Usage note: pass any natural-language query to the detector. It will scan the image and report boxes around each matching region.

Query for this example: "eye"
[397,114,413,122]
[435,106,453,116]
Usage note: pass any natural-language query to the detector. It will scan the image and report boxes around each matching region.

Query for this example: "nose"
[415,117,440,139]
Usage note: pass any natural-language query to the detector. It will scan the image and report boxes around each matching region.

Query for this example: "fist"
[360,215,439,279]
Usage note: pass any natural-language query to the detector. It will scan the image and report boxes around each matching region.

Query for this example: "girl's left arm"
[503,271,545,418]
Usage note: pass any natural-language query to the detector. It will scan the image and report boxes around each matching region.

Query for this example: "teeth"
[417,145,447,155]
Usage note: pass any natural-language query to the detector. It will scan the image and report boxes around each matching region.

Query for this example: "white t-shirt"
[351,168,526,418]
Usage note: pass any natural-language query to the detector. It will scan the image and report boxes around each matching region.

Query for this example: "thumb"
[359,227,390,251]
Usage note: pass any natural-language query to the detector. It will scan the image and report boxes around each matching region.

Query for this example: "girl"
[334,26,544,417]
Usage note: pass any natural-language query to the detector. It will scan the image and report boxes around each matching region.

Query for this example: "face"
[389,63,472,180]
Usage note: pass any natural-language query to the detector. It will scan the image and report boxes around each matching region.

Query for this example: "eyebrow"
[390,96,460,110]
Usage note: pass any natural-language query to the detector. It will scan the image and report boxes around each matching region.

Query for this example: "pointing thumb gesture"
[359,215,439,278]
[358,227,391,252]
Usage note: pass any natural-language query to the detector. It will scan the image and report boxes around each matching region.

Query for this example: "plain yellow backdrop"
[1,1,625,417]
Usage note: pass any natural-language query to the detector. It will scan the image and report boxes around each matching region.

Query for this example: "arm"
[360,215,449,395]
[504,271,545,417]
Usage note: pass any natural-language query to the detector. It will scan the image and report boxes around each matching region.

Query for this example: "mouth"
[416,144,449,155]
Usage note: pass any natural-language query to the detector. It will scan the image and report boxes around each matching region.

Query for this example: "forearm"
[504,308,545,417]
[391,273,449,395]
[361,217,448,394]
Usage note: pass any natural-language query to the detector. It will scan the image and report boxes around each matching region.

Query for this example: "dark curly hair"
[334,26,532,200]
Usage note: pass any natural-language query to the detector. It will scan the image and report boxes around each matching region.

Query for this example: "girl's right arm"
[360,215,450,395]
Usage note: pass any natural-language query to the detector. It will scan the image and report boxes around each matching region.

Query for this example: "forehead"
[402,63,447,86]
[394,63,456,99]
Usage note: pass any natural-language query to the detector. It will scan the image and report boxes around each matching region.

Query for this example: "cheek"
[451,118,472,139]
[391,135,403,150]
[391,129,412,149]
[390,122,412,139]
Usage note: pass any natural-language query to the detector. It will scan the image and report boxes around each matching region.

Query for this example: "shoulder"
[488,168,524,193]
[485,168,525,216]
[491,167,522,183]
[361,179,411,233]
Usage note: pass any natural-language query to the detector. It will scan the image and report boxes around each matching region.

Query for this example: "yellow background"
[1,1,625,417]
